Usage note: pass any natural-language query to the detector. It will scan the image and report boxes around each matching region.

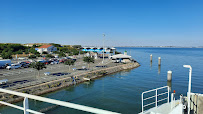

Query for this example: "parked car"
[6,64,22,70]
[50,61,59,65]
[21,63,30,68]
[0,59,11,69]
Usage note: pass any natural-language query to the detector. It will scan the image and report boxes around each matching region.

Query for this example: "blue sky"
[0,0,202,46]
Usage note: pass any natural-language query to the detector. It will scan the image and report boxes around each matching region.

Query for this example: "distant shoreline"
[116,46,203,48]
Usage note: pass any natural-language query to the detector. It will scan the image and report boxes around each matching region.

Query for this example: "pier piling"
[150,54,152,62]
[158,57,161,66]
[167,70,172,82]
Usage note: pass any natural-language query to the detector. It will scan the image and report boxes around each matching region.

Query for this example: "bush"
[1,51,12,59]
[42,51,48,54]
[46,54,54,58]
[58,52,66,58]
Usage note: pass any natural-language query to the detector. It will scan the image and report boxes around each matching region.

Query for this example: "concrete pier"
[0,62,140,104]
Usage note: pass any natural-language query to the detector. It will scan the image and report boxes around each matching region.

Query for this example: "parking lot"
[0,57,115,90]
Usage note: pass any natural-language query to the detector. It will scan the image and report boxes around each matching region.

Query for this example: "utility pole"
[102,33,105,64]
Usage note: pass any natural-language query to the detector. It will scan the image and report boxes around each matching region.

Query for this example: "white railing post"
[171,93,174,109]
[142,86,169,112]
[156,89,157,108]
[23,97,29,114]
[142,93,144,113]
[168,86,169,103]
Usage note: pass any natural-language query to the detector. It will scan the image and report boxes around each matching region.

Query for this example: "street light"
[102,33,105,64]
[183,65,192,114]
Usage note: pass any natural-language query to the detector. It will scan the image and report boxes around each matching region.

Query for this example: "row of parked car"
[0,57,77,70]
[4,57,77,70]
[6,61,31,70]
[38,57,76,65]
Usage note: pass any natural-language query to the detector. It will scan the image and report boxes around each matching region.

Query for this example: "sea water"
[0,47,203,114]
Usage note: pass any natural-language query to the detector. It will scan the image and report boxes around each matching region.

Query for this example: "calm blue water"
[0,47,203,114]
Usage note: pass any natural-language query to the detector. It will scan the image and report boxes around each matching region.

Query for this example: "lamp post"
[102,33,105,64]
[183,65,192,114]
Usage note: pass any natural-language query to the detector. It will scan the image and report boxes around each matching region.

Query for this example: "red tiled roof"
[38,45,52,48]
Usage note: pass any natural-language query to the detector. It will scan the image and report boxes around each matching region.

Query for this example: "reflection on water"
[118,70,132,76]
[158,66,161,75]
[149,61,153,71]
[167,81,172,92]
[83,81,94,88]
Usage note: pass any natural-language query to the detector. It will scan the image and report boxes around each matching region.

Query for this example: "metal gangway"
[0,88,120,114]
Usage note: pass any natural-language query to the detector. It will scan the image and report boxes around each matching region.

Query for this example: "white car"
[6,64,22,70]
[50,61,59,65]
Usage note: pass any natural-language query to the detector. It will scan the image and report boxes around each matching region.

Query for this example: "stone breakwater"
[0,62,140,105]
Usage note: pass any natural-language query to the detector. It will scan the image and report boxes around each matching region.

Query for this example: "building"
[109,51,132,63]
[35,45,57,54]
[82,47,116,54]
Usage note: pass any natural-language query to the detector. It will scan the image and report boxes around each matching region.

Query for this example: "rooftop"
[38,45,53,48]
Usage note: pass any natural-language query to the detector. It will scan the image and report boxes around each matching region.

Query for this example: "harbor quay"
[0,57,140,105]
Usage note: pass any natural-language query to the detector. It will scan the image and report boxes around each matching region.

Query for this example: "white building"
[109,51,132,63]
[36,45,57,54]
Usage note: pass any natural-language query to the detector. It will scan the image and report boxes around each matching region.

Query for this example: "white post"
[142,93,144,113]
[171,93,174,109]
[158,57,161,66]
[183,65,192,114]
[150,54,152,62]
[24,97,29,114]
[156,89,157,108]
[168,87,170,103]
[102,34,105,64]
[167,70,172,82]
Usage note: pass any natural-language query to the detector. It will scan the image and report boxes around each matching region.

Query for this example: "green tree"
[16,50,23,54]
[72,45,82,49]
[28,55,37,59]
[32,44,37,48]
[42,51,48,54]
[30,62,46,77]
[58,52,66,58]
[46,54,54,58]
[83,56,94,68]
[64,59,75,71]
[1,51,13,59]
[50,43,61,47]
[25,50,29,54]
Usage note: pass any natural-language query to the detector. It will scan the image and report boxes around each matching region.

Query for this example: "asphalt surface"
[0,57,119,90]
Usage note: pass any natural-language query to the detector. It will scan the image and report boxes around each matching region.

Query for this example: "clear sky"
[0,0,202,47]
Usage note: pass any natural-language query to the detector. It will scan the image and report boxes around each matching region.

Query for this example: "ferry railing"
[0,88,120,114]
[141,86,169,113]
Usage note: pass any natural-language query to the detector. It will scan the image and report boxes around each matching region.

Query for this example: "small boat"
[83,77,91,81]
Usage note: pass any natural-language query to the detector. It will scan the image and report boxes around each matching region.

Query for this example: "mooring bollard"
[158,57,161,66]
[167,70,172,82]
[150,54,152,62]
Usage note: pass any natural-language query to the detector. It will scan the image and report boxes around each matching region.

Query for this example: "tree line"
[0,43,84,59]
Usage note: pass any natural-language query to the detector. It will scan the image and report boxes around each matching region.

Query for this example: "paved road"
[0,57,116,90]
